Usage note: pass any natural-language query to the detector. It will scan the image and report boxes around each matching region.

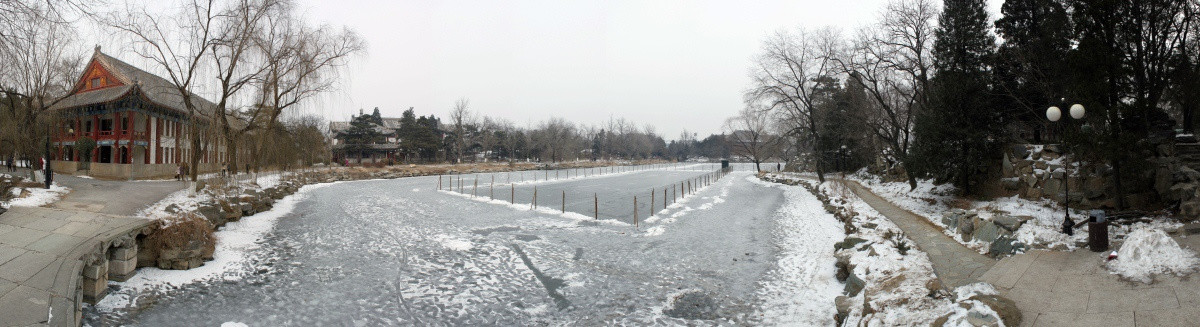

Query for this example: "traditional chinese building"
[329,110,403,164]
[48,47,227,179]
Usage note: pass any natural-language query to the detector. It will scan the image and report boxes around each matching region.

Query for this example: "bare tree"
[449,98,472,163]
[724,106,777,172]
[839,0,937,189]
[0,1,82,164]
[747,27,842,182]
[108,0,220,182]
[246,0,363,172]
[209,0,278,174]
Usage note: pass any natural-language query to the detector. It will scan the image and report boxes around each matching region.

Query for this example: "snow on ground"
[1,173,69,208]
[747,175,844,326]
[1106,224,1200,283]
[763,173,1009,326]
[93,182,340,314]
[136,172,289,221]
[849,170,1166,253]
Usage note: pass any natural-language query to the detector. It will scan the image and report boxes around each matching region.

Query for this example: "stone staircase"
[1177,142,1200,171]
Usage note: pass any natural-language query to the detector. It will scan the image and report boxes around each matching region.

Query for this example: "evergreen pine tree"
[911,0,998,193]
[342,113,385,163]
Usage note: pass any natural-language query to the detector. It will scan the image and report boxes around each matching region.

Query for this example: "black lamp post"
[43,133,53,189]
[1046,103,1085,235]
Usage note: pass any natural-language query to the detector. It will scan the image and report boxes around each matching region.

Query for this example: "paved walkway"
[822,176,1200,327]
[0,206,151,326]
[978,231,1200,327]
[5,167,186,216]
[49,174,186,216]
[834,178,995,288]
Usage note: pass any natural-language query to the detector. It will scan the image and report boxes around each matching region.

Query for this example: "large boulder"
[942,211,961,229]
[969,294,1022,327]
[844,272,865,297]
[1172,183,1198,202]
[1182,201,1200,222]
[988,236,1025,256]
[1000,178,1021,191]
[1002,153,1014,176]
[196,204,223,227]
[993,215,1030,231]
[1176,166,1200,183]
[972,221,1005,244]
[958,216,976,240]
[1010,144,1030,160]
[835,237,868,251]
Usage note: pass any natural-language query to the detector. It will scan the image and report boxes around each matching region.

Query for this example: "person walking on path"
[175,164,183,181]
[6,155,13,172]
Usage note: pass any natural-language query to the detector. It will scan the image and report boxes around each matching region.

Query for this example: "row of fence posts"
[435,162,720,192]
[436,163,729,229]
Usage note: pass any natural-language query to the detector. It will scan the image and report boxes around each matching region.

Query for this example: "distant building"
[329,110,403,164]
[48,47,228,179]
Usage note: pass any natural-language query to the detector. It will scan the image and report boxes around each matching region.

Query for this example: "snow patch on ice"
[95,182,340,311]
[433,234,474,251]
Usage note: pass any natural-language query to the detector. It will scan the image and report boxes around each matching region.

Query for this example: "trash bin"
[1088,210,1109,252]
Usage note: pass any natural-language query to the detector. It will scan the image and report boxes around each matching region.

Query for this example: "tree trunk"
[226,134,239,175]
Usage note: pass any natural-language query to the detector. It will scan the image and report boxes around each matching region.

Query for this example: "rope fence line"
[439,162,733,229]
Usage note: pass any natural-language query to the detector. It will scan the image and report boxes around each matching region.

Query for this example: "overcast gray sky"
[92,1,1000,140]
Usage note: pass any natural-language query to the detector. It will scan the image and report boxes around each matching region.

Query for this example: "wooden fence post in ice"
[533,186,538,209]
[673,184,677,203]
[634,196,638,229]
[438,175,442,190]
[511,184,515,203]
[562,190,566,213]
[491,176,495,199]
[594,193,598,219]
[473,179,478,197]
[663,188,667,208]
[651,189,655,213]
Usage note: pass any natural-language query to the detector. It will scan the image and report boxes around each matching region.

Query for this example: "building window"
[91,77,101,88]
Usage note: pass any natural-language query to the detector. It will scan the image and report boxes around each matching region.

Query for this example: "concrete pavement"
[980,231,1200,327]
[48,174,186,216]
[0,206,151,327]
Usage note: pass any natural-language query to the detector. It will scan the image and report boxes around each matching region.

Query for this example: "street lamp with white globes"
[1046,103,1085,235]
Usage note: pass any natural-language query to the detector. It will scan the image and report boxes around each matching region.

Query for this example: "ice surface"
[89,166,842,325]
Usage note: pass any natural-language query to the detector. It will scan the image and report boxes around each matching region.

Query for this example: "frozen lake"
[93,163,842,326]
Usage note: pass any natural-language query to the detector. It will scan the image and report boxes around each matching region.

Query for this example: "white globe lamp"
[1046,106,1062,122]
[1069,104,1085,119]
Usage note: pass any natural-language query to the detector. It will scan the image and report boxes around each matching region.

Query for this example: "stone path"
[979,232,1200,327]
[834,178,995,288]
[823,176,1200,327]
[49,174,185,216]
[0,207,151,327]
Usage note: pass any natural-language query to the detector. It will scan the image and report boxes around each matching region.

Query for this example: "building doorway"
[99,146,112,163]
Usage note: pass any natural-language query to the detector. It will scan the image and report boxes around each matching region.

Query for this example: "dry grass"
[945,197,974,210]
